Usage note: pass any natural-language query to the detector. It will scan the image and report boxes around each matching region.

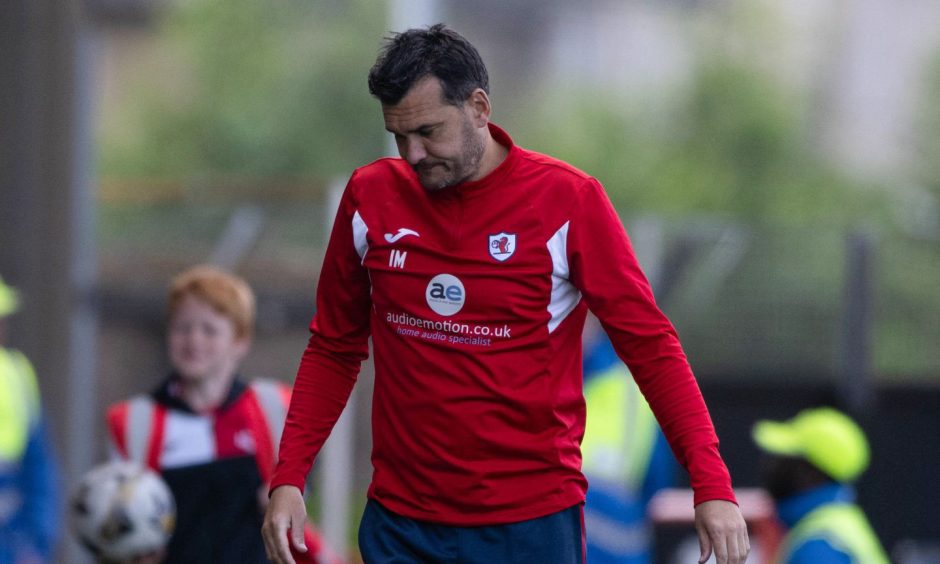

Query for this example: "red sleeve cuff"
[685,443,737,507]
[269,472,308,497]
[692,486,738,507]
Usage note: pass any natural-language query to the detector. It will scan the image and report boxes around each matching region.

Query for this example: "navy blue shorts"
[358,499,585,563]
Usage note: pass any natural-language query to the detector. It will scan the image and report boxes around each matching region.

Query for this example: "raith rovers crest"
[488,232,516,262]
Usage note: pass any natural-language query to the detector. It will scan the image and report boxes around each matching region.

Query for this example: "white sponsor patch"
[425,274,465,316]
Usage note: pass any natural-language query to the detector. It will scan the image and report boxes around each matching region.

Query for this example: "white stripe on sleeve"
[352,211,369,263]
[546,221,582,333]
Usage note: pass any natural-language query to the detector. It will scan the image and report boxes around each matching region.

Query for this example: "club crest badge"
[488,232,516,262]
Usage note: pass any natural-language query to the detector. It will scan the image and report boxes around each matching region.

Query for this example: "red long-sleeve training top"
[271,124,736,525]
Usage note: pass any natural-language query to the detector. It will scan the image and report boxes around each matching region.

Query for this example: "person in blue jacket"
[581,317,678,564]
[0,276,61,564]
[753,407,888,564]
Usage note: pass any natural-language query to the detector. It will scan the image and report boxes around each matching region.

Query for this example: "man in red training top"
[263,23,749,564]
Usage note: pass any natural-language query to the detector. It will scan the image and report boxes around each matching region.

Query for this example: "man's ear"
[465,88,491,127]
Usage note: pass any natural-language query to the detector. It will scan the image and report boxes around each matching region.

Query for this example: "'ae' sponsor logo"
[425,274,465,316]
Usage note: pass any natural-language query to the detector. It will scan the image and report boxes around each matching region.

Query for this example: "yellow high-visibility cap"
[752,407,870,483]
[0,276,20,317]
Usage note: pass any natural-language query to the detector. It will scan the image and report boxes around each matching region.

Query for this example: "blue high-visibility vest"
[582,364,660,564]
[1,346,59,564]
[0,348,39,464]
[779,502,889,564]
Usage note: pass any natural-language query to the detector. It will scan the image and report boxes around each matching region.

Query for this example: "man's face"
[382,76,486,191]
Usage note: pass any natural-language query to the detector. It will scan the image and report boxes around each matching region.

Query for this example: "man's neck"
[472,126,509,182]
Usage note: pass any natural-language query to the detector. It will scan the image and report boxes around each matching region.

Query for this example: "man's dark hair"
[368,23,489,106]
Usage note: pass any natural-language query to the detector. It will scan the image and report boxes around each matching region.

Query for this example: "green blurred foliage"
[509,1,938,380]
[517,62,889,227]
[916,53,940,201]
[100,0,388,180]
[877,235,940,379]
[96,0,939,379]
[512,0,894,227]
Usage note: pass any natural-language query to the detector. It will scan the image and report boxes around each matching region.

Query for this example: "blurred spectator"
[104,265,336,563]
[0,275,61,564]
[752,407,889,564]
[581,316,678,564]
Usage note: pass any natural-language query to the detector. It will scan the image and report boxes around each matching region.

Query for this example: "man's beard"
[415,118,485,191]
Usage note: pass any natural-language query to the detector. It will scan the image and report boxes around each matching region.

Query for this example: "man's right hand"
[262,485,308,564]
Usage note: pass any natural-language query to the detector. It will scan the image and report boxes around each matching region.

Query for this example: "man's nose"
[401,138,428,165]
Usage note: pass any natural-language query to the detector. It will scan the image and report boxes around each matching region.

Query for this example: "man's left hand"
[694,499,750,564]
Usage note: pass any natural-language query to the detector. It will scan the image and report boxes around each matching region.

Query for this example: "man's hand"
[694,499,749,564]
[262,485,309,564]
